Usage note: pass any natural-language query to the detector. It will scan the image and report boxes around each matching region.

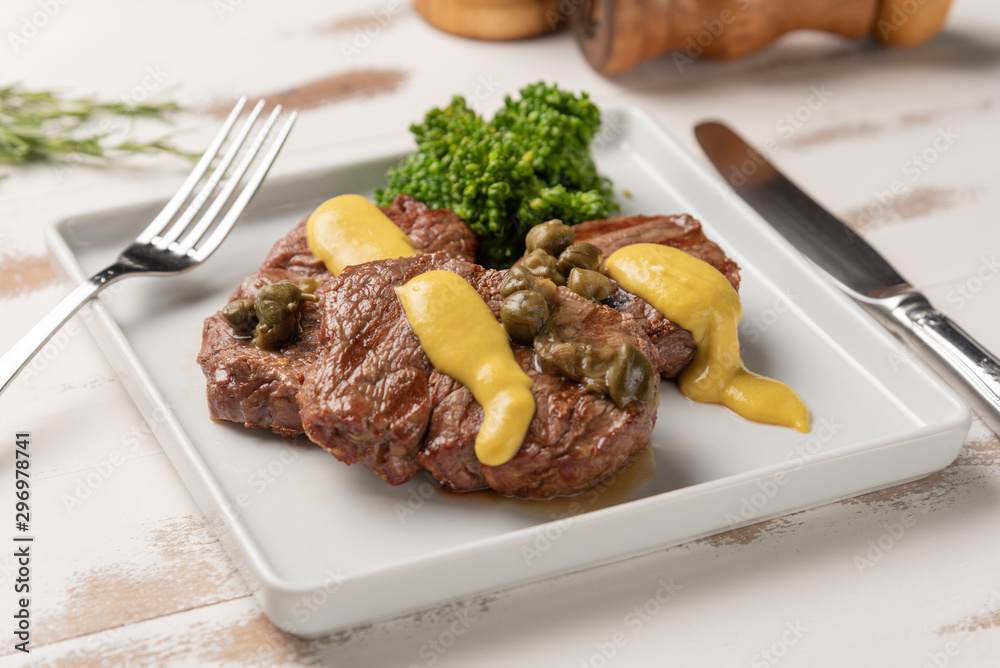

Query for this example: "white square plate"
[46,106,970,637]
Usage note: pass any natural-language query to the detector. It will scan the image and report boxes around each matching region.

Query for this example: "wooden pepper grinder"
[571,0,953,74]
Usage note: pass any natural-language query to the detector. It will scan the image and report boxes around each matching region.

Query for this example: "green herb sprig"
[0,84,197,180]
[376,82,618,268]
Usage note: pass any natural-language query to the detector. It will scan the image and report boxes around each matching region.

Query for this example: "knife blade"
[695,120,1000,432]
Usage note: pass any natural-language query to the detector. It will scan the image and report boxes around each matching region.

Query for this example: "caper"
[257,280,304,310]
[557,242,603,275]
[532,330,580,380]
[253,315,298,349]
[298,276,321,297]
[529,275,558,304]
[568,268,612,303]
[221,299,258,337]
[249,280,319,348]
[577,344,617,379]
[501,290,550,344]
[522,249,566,286]
[525,220,575,258]
[500,265,536,298]
[607,342,657,408]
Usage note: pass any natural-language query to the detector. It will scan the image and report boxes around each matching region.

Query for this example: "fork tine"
[190,111,298,262]
[175,104,284,253]
[156,99,266,247]
[135,96,247,244]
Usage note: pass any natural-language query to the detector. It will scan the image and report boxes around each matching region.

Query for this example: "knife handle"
[888,293,1000,429]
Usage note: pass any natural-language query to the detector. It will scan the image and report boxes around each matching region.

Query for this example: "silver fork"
[0,97,297,396]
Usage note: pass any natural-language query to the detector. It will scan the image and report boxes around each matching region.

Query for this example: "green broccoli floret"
[375,82,618,268]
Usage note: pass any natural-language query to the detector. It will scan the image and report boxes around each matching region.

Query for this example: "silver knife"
[695,120,1000,433]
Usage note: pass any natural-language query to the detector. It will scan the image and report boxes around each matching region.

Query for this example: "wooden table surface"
[2,0,1000,665]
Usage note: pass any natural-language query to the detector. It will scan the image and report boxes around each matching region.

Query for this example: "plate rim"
[41,104,972,635]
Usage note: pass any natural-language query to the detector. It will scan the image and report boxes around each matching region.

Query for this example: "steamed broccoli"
[375,82,618,268]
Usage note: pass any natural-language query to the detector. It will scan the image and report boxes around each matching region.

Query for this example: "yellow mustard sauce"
[604,244,810,433]
[306,194,420,275]
[395,270,536,465]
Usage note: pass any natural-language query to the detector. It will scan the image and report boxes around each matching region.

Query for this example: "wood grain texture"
[0,253,58,298]
[0,0,998,664]
[415,0,562,40]
[571,0,948,73]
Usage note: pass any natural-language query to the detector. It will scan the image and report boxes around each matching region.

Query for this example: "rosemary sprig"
[0,84,198,177]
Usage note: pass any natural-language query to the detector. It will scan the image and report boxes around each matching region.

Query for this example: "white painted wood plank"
[0,0,998,664]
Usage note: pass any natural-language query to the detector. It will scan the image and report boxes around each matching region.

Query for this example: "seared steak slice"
[299,254,659,497]
[198,268,329,437]
[298,254,485,484]
[422,348,656,499]
[602,290,696,379]
[382,194,480,263]
[198,195,479,436]
[570,213,740,378]
[572,213,740,289]
[260,193,480,274]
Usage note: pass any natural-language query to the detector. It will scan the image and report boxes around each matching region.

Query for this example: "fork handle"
[0,263,128,396]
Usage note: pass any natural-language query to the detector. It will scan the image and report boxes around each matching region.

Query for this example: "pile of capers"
[221,278,319,348]
[533,332,657,409]
[500,219,613,346]
[520,220,611,303]
[497,220,655,409]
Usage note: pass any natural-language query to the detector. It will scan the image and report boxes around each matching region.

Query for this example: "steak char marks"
[197,195,479,436]
[199,197,741,499]
[571,213,741,378]
[298,254,659,498]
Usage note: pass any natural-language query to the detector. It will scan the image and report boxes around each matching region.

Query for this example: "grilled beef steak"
[570,213,741,378]
[199,268,329,437]
[197,195,479,436]
[297,253,658,498]
[199,199,740,499]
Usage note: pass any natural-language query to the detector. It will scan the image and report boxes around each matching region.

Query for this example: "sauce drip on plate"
[605,244,810,432]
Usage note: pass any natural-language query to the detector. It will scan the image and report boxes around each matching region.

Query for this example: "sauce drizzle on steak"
[198,199,743,499]
[196,195,479,437]
[298,253,659,498]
